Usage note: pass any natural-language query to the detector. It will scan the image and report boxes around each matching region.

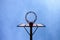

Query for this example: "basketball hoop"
[25,11,37,23]
[17,11,45,40]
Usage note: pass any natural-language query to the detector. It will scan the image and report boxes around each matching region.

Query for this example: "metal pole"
[29,22,33,40]
[30,26,32,40]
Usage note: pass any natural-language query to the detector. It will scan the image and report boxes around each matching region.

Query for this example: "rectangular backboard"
[17,23,45,27]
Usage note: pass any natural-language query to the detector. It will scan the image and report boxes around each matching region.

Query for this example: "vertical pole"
[29,22,33,40]
[30,27,32,40]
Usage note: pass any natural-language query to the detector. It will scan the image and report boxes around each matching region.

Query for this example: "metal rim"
[25,11,37,23]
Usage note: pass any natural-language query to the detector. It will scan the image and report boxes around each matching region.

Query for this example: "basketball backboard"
[17,23,45,27]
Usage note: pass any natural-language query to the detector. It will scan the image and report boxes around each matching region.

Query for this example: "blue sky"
[0,0,60,40]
